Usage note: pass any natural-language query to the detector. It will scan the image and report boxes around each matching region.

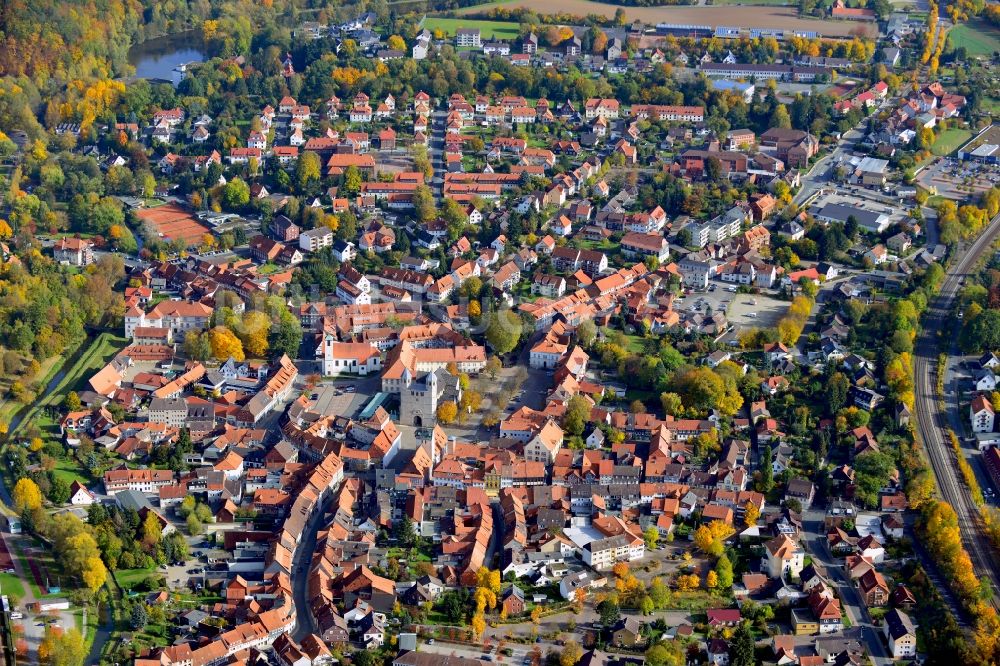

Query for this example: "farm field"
[454,1,874,37]
[710,0,793,6]
[932,128,973,156]
[422,17,521,39]
[948,19,1000,56]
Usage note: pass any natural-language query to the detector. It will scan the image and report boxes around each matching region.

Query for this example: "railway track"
[913,213,1000,610]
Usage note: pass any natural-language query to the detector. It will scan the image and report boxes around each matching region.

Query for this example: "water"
[128,32,206,86]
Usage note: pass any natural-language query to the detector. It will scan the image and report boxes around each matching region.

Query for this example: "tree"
[743,501,760,527]
[485,356,502,380]
[826,372,850,415]
[238,311,271,358]
[142,512,162,548]
[63,391,82,412]
[706,570,719,589]
[597,599,620,626]
[562,395,591,436]
[296,151,321,189]
[38,626,86,666]
[222,178,250,209]
[471,613,486,637]
[13,478,42,512]
[645,641,685,666]
[649,577,671,608]
[436,401,458,424]
[644,526,660,550]
[130,604,148,630]
[770,104,792,129]
[342,165,363,195]
[560,640,583,666]
[530,606,543,623]
[576,319,597,348]
[387,35,406,51]
[186,513,203,535]
[757,446,774,493]
[640,595,655,615]
[209,326,244,361]
[694,521,735,557]
[486,310,521,354]
[729,621,755,666]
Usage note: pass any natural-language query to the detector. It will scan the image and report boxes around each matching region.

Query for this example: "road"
[912,212,1000,605]
[802,512,891,665]
[291,497,330,641]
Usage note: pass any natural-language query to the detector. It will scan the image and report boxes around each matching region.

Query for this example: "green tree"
[130,603,148,630]
[715,553,734,589]
[758,446,774,493]
[222,178,250,209]
[597,599,620,626]
[576,319,597,348]
[826,372,850,415]
[561,395,591,436]
[486,310,521,354]
[645,641,685,666]
[644,526,660,550]
[729,621,755,666]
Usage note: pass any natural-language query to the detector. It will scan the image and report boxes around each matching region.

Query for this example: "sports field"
[455,0,874,37]
[135,202,210,246]
[948,19,1000,56]
[423,17,521,39]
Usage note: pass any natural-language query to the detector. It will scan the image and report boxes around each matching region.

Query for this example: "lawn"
[48,332,129,405]
[115,567,157,591]
[931,128,973,156]
[948,19,1000,56]
[422,17,521,40]
[51,456,97,487]
[0,571,26,599]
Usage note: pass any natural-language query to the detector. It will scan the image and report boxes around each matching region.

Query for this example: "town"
[0,0,999,665]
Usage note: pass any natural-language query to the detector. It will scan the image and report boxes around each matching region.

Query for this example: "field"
[710,0,793,6]
[932,128,973,156]
[948,19,1000,56]
[423,17,521,39]
[455,1,874,38]
[134,203,211,246]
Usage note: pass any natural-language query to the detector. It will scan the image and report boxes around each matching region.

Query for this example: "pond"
[128,31,206,86]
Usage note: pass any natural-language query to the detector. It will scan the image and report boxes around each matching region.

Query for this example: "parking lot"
[917,157,1000,200]
[727,292,788,329]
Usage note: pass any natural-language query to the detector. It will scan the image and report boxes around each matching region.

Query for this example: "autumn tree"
[296,151,321,189]
[209,326,244,361]
[38,626,86,666]
[743,501,760,527]
[694,521,735,557]
[13,477,42,512]
[238,311,271,358]
[436,401,458,424]
[560,640,583,666]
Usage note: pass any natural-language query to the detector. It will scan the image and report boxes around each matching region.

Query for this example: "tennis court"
[135,203,211,246]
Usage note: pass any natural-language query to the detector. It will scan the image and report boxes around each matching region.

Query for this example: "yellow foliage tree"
[209,326,244,361]
[13,478,42,512]
[239,311,271,358]
[471,613,486,638]
[743,501,760,528]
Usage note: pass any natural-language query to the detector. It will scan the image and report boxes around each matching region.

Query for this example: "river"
[128,32,206,86]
